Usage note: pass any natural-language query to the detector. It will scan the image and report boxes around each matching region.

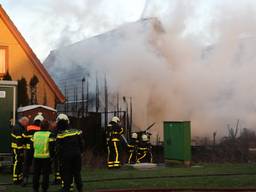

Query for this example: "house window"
[0,46,8,76]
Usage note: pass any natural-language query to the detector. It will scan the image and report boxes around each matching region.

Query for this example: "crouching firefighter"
[136,133,153,163]
[106,116,124,168]
[32,120,55,192]
[56,114,84,192]
[127,132,139,164]
[11,116,29,184]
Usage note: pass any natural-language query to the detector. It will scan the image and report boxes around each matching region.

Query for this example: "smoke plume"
[43,0,256,142]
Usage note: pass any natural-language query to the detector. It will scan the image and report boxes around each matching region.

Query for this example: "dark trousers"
[12,148,23,182]
[137,149,152,163]
[53,155,61,183]
[61,154,82,192]
[23,149,34,180]
[108,140,121,168]
[33,158,51,192]
[128,149,137,164]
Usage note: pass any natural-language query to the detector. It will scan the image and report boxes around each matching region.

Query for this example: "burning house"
[43,17,166,141]
[43,2,256,143]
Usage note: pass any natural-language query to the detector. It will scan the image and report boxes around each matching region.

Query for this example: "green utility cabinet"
[164,121,191,162]
[0,80,17,153]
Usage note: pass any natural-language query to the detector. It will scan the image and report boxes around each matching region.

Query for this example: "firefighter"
[32,119,55,192]
[22,113,44,186]
[11,116,29,184]
[56,114,84,192]
[107,116,124,168]
[136,133,153,163]
[127,132,139,164]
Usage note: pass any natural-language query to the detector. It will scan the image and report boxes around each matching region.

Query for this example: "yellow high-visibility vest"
[33,131,51,158]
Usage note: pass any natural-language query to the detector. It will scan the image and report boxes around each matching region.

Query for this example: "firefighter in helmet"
[11,116,29,184]
[136,133,153,163]
[56,113,84,192]
[127,132,139,164]
[22,113,44,186]
[107,116,124,168]
[32,119,55,192]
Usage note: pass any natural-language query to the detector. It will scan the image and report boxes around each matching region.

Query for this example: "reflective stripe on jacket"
[27,125,41,131]
[11,123,25,149]
[56,128,84,157]
[57,129,82,139]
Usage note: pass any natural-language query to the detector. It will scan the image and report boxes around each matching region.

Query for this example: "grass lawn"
[1,163,256,191]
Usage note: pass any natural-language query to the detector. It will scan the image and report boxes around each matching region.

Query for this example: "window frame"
[0,45,8,77]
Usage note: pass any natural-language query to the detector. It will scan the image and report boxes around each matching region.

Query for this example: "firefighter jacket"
[11,123,25,149]
[138,141,151,151]
[32,131,55,158]
[136,141,152,163]
[108,121,124,142]
[56,128,84,158]
[22,125,41,150]
[50,127,58,155]
[127,138,139,150]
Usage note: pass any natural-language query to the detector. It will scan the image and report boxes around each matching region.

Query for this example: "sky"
[0,0,146,60]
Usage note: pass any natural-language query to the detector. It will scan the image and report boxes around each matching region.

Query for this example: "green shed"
[164,121,191,162]
[0,80,17,154]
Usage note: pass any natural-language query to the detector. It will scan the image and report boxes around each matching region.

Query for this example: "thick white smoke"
[42,0,256,142]
[103,0,256,140]
[141,0,256,139]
